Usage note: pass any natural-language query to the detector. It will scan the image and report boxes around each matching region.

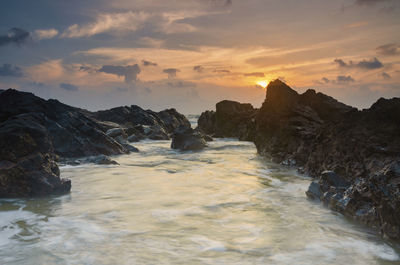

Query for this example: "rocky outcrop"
[0,113,71,197]
[92,106,190,138]
[0,89,127,158]
[171,127,207,151]
[197,100,257,140]
[0,89,189,198]
[198,79,400,239]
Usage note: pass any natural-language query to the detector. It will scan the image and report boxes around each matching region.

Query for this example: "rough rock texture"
[0,114,71,197]
[0,89,127,158]
[197,100,257,140]
[198,79,400,239]
[93,106,190,137]
[0,89,189,197]
[171,127,207,151]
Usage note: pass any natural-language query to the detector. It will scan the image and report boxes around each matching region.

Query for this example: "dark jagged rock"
[197,100,257,140]
[0,89,127,158]
[0,114,71,197]
[198,79,400,239]
[93,106,191,138]
[0,88,188,198]
[171,127,207,151]
[155,108,191,134]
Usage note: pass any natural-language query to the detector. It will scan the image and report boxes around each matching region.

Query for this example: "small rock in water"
[171,127,207,151]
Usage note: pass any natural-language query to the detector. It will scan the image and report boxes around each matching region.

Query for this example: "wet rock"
[86,155,119,165]
[0,114,71,197]
[0,89,127,158]
[106,128,127,138]
[198,79,400,239]
[197,101,257,140]
[121,143,139,153]
[127,134,140,143]
[171,127,207,151]
[93,105,191,138]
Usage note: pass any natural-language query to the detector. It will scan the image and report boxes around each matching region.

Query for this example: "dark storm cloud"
[142,60,158,67]
[193,65,205,73]
[99,64,141,83]
[381,72,391,80]
[0,63,23,77]
[0,28,30,47]
[60,83,79,91]
[334,57,383,70]
[244,72,265,77]
[163,68,180,79]
[376,43,399,56]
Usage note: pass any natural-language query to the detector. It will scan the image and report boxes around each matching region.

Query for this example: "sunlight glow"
[257,80,268,88]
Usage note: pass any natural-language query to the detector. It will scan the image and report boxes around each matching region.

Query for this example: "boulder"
[0,114,71,197]
[171,127,207,151]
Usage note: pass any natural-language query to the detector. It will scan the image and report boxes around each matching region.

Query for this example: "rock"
[198,110,216,135]
[197,101,257,140]
[0,88,188,198]
[127,134,140,143]
[306,181,322,200]
[121,144,139,153]
[203,134,213,142]
[92,105,191,138]
[154,108,191,133]
[106,128,127,138]
[86,155,119,165]
[148,125,169,140]
[171,127,207,151]
[198,79,400,239]
[0,114,71,197]
[0,89,127,158]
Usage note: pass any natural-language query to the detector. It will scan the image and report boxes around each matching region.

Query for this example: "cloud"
[167,81,196,88]
[205,0,233,7]
[0,28,30,47]
[376,43,399,56]
[34,29,58,40]
[213,69,231,73]
[61,12,150,38]
[142,60,158,67]
[60,83,79,91]
[60,11,199,38]
[98,64,141,83]
[319,75,355,84]
[337,75,355,83]
[193,65,205,73]
[244,72,265,77]
[0,63,23,77]
[163,68,180,78]
[355,0,391,5]
[381,72,391,80]
[334,57,383,70]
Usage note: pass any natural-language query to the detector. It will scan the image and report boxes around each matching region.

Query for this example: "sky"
[0,0,399,113]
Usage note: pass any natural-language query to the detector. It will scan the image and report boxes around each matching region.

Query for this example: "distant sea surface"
[0,115,399,265]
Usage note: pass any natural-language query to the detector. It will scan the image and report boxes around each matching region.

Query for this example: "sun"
[256,80,268,88]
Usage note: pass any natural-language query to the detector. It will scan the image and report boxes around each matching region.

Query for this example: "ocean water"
[0,117,399,265]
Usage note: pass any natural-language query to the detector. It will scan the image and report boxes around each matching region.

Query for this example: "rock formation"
[0,89,190,198]
[171,127,207,151]
[198,79,400,239]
